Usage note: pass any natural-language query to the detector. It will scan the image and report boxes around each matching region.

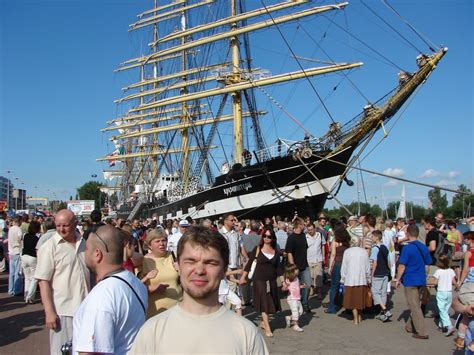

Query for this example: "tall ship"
[98,0,447,222]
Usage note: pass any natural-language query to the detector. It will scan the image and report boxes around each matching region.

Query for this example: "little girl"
[432,255,457,336]
[218,270,243,315]
[282,264,305,332]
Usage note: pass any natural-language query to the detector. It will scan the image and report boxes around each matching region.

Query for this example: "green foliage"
[77,181,106,209]
[323,200,427,221]
[448,185,473,218]
[57,201,67,211]
[321,184,471,222]
[428,188,448,214]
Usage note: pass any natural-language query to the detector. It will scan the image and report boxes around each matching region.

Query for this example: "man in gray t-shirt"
[241,221,261,254]
[275,221,288,251]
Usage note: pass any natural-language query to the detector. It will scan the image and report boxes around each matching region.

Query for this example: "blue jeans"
[8,254,23,296]
[298,267,311,307]
[328,263,342,313]
[436,290,453,328]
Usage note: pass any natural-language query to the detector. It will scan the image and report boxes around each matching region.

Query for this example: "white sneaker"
[446,328,456,337]
[292,325,304,332]
[285,316,291,328]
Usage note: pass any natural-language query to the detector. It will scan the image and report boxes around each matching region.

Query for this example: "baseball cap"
[179,220,189,227]
[348,215,358,221]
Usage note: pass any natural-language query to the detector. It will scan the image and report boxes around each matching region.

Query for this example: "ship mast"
[180,2,191,190]
[151,0,160,184]
[231,0,243,165]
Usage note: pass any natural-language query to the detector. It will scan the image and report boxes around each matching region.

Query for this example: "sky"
[0,0,472,213]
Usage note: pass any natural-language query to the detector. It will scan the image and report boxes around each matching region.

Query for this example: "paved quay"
[0,272,462,354]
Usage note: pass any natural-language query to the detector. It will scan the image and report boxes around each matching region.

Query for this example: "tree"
[450,184,473,218]
[386,202,399,220]
[77,181,106,209]
[428,187,448,214]
[369,204,383,218]
[57,201,67,211]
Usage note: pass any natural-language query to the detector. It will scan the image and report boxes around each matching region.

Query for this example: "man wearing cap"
[168,220,189,256]
[395,217,409,255]
[347,216,363,247]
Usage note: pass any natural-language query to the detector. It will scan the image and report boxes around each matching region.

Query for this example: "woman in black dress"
[240,226,283,337]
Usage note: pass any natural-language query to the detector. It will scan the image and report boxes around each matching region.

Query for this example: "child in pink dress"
[282,264,305,332]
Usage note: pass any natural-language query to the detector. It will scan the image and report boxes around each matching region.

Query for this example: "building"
[0,176,13,209]
[12,189,27,211]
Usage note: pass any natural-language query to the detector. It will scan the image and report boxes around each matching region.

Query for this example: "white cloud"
[435,179,450,187]
[448,171,460,178]
[384,179,399,187]
[383,168,405,177]
[420,169,440,178]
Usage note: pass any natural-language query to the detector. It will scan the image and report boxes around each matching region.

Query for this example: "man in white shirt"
[73,225,147,355]
[35,209,90,355]
[306,223,325,299]
[130,226,268,354]
[347,215,364,247]
[8,216,23,296]
[220,214,248,293]
[168,219,189,256]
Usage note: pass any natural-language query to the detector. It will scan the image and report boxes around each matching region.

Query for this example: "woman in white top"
[340,245,371,325]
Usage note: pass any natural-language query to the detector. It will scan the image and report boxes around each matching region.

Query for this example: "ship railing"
[253,138,334,163]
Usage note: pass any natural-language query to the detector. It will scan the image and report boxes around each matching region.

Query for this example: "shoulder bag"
[248,247,260,280]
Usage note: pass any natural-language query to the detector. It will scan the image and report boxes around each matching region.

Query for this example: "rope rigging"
[381,0,438,52]
[259,0,336,124]
[361,0,424,55]
[320,13,406,72]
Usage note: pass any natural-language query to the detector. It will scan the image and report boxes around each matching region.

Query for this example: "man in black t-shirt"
[82,209,105,241]
[423,215,439,266]
[285,217,312,312]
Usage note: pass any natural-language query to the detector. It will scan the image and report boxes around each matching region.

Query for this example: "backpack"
[433,232,453,261]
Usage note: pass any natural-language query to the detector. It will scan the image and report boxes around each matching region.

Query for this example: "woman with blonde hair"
[140,228,182,318]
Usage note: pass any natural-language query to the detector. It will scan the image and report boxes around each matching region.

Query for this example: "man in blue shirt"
[395,224,432,340]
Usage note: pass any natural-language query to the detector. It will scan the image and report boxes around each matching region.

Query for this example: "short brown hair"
[371,229,382,240]
[436,254,450,269]
[406,224,419,238]
[145,228,167,247]
[177,226,229,271]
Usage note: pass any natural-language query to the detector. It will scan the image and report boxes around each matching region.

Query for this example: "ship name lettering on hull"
[223,182,253,196]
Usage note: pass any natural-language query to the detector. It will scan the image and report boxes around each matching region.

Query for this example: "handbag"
[247,247,260,280]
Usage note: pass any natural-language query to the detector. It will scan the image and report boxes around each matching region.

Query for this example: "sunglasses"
[94,231,109,253]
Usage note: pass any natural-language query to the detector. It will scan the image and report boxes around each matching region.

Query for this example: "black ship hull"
[123,147,354,221]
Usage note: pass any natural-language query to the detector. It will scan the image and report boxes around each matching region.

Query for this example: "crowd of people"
[1,209,474,354]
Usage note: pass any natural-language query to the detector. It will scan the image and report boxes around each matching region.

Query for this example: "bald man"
[35,209,90,355]
[73,225,147,355]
